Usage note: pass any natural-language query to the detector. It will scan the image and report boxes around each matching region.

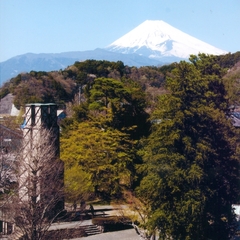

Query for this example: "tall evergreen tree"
[88,77,150,139]
[138,55,240,240]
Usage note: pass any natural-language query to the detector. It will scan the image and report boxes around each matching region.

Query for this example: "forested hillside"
[0,52,239,112]
[1,52,240,239]
[0,59,175,112]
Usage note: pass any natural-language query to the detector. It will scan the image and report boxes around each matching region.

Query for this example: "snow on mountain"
[0,20,228,85]
[105,20,227,60]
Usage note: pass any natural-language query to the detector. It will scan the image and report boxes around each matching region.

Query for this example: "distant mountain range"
[0,49,162,85]
[0,20,227,85]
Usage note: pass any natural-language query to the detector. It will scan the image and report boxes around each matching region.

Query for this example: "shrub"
[92,216,132,232]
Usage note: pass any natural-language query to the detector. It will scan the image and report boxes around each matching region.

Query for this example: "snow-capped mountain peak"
[105,20,227,61]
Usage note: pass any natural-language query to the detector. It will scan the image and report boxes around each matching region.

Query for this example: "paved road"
[69,228,141,240]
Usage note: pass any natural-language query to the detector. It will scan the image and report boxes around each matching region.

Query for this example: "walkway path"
[50,204,141,240]
[70,228,141,240]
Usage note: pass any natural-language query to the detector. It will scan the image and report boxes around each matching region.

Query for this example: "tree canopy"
[1,55,240,238]
[138,54,240,240]
[60,120,137,200]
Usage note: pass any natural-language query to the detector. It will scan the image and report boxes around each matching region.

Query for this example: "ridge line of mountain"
[0,20,229,85]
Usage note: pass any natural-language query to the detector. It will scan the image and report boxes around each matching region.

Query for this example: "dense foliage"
[216,51,240,69]
[0,71,76,109]
[223,61,240,105]
[138,54,240,239]
[1,54,240,238]
[0,60,173,112]
[61,120,136,200]
[1,53,239,109]
[60,75,149,201]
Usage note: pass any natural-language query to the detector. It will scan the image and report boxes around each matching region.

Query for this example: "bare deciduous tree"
[0,126,22,235]
[113,190,156,240]
[7,128,64,240]
[0,148,17,197]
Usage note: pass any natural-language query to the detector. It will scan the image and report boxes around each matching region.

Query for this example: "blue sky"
[0,0,239,62]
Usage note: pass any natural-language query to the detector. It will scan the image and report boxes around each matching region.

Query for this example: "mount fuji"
[105,20,227,62]
[0,20,228,85]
